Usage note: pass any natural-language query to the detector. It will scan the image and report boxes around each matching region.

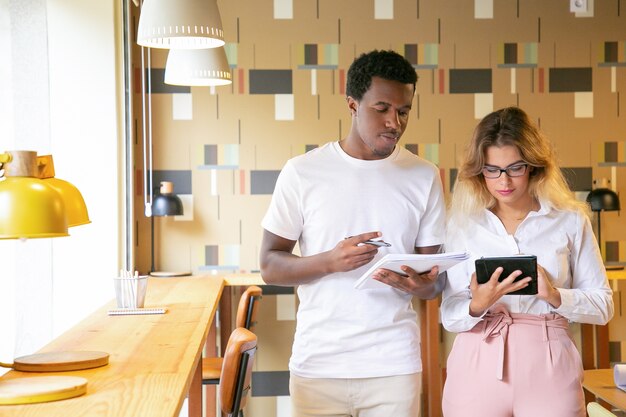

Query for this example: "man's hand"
[372,265,441,298]
[327,232,382,273]
[260,230,383,286]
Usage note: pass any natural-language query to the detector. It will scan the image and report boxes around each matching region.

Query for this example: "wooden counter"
[606,269,626,281]
[584,368,626,412]
[0,276,224,417]
[222,272,266,286]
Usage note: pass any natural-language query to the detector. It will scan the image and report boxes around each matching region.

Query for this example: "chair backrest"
[587,401,618,417]
[235,285,262,331]
[219,327,257,417]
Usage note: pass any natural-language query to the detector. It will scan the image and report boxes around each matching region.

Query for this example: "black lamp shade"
[586,188,621,212]
[152,193,184,216]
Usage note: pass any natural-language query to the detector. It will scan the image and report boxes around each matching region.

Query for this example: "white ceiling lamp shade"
[165,47,232,86]
[137,0,225,49]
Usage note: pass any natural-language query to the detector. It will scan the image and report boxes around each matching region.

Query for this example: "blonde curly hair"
[449,107,588,221]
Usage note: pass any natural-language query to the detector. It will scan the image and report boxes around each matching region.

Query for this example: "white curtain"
[0,0,121,369]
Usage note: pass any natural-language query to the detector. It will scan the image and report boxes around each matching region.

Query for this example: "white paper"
[354,251,470,290]
[615,363,626,392]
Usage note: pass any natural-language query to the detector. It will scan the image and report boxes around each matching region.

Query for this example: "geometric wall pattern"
[131,1,626,415]
[498,42,538,68]
[449,69,492,93]
[599,141,626,165]
[549,67,593,92]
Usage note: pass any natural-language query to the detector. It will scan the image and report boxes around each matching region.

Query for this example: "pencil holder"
[113,275,148,308]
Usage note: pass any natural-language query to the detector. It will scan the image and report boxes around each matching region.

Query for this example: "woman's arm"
[552,213,614,325]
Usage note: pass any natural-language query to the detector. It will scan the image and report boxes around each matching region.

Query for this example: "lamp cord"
[140,45,153,217]
[148,47,153,207]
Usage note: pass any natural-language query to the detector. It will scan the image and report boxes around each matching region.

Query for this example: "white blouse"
[441,201,614,333]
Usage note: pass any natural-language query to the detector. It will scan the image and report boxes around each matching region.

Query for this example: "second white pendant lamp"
[165,47,232,86]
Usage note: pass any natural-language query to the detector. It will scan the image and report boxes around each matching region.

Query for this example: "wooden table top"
[222,272,265,286]
[606,269,626,280]
[583,368,626,412]
[0,276,224,417]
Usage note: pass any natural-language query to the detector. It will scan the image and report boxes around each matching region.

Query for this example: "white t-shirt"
[441,201,614,333]
[262,142,445,378]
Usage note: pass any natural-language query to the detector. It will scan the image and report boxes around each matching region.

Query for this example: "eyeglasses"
[481,163,528,179]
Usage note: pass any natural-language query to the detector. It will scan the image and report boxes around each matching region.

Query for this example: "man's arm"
[260,229,382,286]
[371,244,445,299]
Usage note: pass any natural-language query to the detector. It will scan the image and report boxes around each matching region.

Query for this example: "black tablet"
[474,255,538,295]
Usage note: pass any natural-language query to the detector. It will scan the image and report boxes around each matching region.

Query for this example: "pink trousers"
[442,305,585,417]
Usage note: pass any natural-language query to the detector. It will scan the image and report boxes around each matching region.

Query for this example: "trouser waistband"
[481,304,569,380]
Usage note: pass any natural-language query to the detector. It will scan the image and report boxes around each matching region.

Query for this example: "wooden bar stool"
[202,286,262,384]
[219,327,257,417]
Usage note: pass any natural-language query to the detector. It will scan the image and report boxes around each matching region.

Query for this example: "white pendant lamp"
[165,47,232,86]
[137,0,225,49]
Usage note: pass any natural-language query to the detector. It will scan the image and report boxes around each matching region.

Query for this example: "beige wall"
[131,1,626,415]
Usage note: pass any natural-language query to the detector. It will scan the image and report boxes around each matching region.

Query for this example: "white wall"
[0,0,122,367]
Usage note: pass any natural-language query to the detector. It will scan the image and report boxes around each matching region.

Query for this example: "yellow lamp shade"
[45,178,90,227]
[0,177,68,239]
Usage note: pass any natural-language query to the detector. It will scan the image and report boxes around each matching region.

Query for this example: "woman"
[441,107,614,417]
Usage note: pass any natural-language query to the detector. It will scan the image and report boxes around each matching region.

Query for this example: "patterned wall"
[131,1,626,415]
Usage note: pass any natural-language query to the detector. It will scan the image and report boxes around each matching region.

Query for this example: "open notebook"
[354,251,470,290]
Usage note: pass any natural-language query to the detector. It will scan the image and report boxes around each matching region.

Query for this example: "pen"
[363,239,391,247]
[345,236,391,247]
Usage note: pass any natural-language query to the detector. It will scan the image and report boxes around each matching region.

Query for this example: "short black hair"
[346,50,418,101]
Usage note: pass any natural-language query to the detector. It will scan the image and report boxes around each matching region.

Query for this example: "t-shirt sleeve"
[261,160,303,241]
[415,166,446,248]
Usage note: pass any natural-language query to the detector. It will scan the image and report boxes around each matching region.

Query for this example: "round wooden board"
[0,376,87,405]
[12,351,109,372]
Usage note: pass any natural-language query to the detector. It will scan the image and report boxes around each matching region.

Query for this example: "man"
[260,50,445,417]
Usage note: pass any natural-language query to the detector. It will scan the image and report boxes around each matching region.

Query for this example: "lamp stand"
[596,212,602,258]
[150,214,155,273]
[149,215,191,278]
[595,211,624,271]
[589,210,617,371]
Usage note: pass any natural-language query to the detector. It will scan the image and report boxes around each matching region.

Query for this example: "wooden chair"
[587,401,618,417]
[219,327,257,417]
[202,285,262,384]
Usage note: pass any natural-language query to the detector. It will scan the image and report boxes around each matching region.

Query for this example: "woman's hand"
[468,267,532,317]
[535,264,561,308]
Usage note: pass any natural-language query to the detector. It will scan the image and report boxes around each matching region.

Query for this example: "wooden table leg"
[205,320,218,417]
[421,298,442,417]
[581,323,595,370]
[188,358,202,417]
[595,324,610,369]
[219,286,233,356]
[580,323,610,370]
[581,323,610,406]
